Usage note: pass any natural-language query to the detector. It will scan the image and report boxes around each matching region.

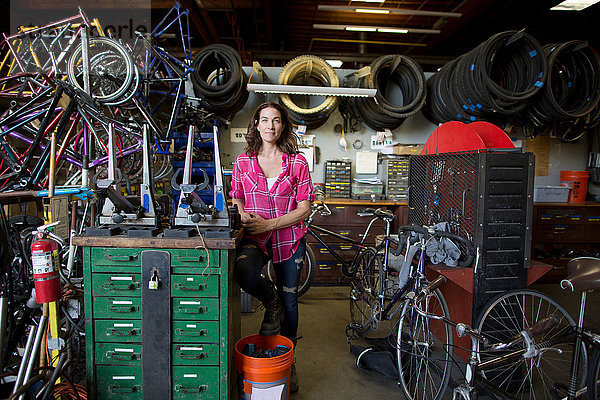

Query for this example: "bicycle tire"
[397,286,452,400]
[587,349,600,400]
[475,289,587,399]
[349,247,380,335]
[264,244,316,298]
[67,37,135,104]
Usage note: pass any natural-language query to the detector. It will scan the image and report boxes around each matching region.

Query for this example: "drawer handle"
[106,351,140,361]
[176,328,208,337]
[108,306,139,313]
[108,328,140,336]
[178,306,208,314]
[102,282,140,291]
[107,255,138,262]
[109,385,141,393]
[177,352,207,360]
[174,283,207,291]
[177,256,205,263]
[175,385,208,393]
[319,266,332,270]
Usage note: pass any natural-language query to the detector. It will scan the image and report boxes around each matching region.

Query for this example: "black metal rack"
[408,149,535,320]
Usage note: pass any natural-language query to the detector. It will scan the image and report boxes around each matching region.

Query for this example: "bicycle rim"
[67,37,134,103]
[588,350,600,400]
[397,288,452,400]
[349,248,380,335]
[476,289,587,399]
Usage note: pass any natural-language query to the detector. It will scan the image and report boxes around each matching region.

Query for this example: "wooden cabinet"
[532,203,600,282]
[308,199,408,284]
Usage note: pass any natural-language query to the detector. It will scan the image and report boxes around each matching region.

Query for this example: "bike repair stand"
[164,123,237,238]
[85,123,160,237]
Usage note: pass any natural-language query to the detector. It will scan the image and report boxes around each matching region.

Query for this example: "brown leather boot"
[289,362,299,393]
[259,284,283,336]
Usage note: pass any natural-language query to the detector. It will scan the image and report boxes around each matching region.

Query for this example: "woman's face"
[256,107,284,145]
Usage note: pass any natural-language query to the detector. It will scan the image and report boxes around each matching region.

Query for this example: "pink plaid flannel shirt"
[229,152,314,263]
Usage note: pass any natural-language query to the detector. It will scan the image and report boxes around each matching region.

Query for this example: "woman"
[229,102,313,393]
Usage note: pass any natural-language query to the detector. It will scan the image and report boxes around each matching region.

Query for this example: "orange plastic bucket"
[560,170,589,203]
[234,334,294,400]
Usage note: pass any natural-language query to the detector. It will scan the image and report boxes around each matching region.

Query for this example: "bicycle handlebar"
[397,224,476,267]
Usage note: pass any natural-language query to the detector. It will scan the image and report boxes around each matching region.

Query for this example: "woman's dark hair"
[245,102,299,155]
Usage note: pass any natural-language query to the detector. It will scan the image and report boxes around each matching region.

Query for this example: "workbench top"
[72,230,242,249]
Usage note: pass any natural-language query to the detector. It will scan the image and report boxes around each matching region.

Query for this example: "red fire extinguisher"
[31,232,61,304]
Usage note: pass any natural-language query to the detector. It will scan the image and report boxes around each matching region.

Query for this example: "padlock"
[149,270,160,290]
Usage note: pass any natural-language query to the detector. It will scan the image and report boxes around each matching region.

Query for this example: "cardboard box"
[392,145,424,155]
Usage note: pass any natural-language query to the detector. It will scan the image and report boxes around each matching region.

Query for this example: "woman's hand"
[239,211,253,224]
[241,212,275,235]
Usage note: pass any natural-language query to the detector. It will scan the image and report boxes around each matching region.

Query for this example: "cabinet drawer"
[311,205,346,225]
[172,366,219,399]
[313,243,356,258]
[96,365,142,399]
[536,209,584,224]
[171,275,219,297]
[92,274,141,297]
[172,343,219,366]
[95,320,142,343]
[314,260,343,277]
[533,224,584,242]
[96,343,142,366]
[173,321,219,343]
[93,297,141,319]
[92,248,142,272]
[170,249,218,268]
[172,298,219,320]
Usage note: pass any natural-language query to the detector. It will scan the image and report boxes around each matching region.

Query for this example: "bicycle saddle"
[560,257,600,292]
[360,208,394,220]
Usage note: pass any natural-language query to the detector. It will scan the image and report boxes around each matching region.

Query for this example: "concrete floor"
[241,282,600,399]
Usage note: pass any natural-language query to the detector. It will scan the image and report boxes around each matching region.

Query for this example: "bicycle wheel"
[349,247,381,335]
[265,244,316,297]
[588,350,600,400]
[397,287,453,400]
[67,37,135,104]
[475,289,587,399]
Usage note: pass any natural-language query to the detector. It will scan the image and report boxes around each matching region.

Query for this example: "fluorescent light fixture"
[355,8,390,14]
[325,59,344,68]
[346,26,377,32]
[551,0,600,10]
[247,83,377,97]
[377,28,409,33]
[318,4,462,18]
[350,0,386,3]
[313,24,441,34]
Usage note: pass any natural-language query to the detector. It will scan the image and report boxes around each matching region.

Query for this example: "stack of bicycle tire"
[277,55,340,129]
[190,44,249,119]
[423,30,548,125]
[346,55,427,131]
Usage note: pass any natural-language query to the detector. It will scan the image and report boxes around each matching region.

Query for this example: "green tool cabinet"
[74,234,241,400]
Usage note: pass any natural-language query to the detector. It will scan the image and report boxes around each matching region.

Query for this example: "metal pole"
[12,325,36,395]
[18,315,47,400]
[0,296,7,371]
